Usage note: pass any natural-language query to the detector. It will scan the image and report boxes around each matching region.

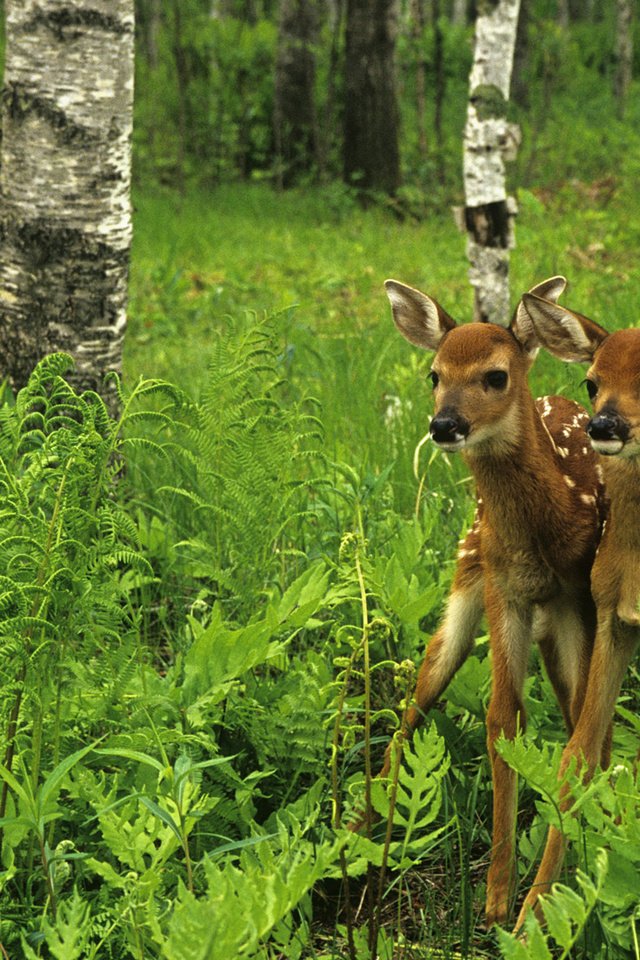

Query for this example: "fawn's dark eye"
[428,370,439,389]
[484,370,508,390]
[584,379,598,401]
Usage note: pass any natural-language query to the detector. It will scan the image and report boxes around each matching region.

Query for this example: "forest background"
[0,1,640,959]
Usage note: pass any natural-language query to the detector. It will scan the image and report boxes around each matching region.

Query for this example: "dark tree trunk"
[343,0,401,196]
[511,0,530,108]
[274,0,321,187]
[139,0,161,69]
[318,0,344,179]
[172,0,189,193]
[411,0,428,163]
[0,0,135,408]
[433,0,445,183]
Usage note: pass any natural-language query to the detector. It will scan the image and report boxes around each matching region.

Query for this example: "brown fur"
[515,306,640,928]
[351,279,606,927]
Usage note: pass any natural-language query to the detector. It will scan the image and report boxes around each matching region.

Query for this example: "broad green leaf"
[39,740,101,811]
[140,797,182,843]
[96,748,166,774]
[0,763,35,812]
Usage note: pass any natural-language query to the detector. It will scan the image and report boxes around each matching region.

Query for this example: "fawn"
[354,276,608,926]
[512,293,640,927]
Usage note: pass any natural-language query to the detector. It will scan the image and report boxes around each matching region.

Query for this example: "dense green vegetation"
[2,6,640,959]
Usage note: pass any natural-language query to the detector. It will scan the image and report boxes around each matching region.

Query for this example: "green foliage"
[496,850,608,960]
[349,724,452,873]
[134,4,277,187]
[152,314,323,611]
[164,819,342,960]
[7,15,640,943]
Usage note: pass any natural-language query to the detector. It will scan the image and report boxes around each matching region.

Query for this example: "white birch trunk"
[0,0,135,406]
[462,0,521,325]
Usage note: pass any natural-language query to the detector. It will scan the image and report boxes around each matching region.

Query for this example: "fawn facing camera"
[350,276,608,928]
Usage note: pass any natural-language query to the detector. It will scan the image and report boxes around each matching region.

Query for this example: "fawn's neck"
[464,393,572,553]
[601,457,640,551]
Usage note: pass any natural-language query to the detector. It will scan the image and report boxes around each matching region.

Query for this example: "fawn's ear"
[385,280,457,351]
[521,294,609,362]
[510,276,567,359]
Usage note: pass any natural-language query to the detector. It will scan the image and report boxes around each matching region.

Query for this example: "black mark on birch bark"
[465,201,510,249]
[19,9,133,39]
[2,83,97,146]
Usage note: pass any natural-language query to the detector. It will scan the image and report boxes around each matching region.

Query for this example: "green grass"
[121,161,640,957]
[126,149,640,516]
[3,58,640,956]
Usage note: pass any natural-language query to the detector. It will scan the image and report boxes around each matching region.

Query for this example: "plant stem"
[178,810,194,893]
[353,506,377,958]
[371,671,413,953]
[0,672,25,827]
[39,835,57,920]
[330,631,357,960]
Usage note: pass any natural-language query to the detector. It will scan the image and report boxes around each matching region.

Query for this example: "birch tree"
[461,0,521,325]
[0,0,135,404]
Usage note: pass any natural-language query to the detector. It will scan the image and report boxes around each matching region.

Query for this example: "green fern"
[496,850,608,959]
[163,818,341,960]
[151,314,323,615]
[20,887,95,960]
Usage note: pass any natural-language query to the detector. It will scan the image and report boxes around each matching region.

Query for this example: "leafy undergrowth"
[1,303,639,958]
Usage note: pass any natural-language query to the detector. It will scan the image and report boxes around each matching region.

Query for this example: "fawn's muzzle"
[587,411,629,454]
[430,411,470,447]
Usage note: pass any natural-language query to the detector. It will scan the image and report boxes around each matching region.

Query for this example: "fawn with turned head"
[354,276,607,926]
[512,293,640,927]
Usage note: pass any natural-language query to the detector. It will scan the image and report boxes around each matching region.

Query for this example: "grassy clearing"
[116,170,640,957]
[2,87,640,958]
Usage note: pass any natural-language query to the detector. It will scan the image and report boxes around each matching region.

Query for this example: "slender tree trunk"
[614,0,633,119]
[344,0,401,196]
[511,0,530,108]
[139,0,161,69]
[172,0,189,193]
[451,0,467,25]
[411,0,428,163]
[0,0,134,405]
[461,0,521,325]
[319,0,344,179]
[557,0,569,29]
[433,0,445,183]
[274,0,321,188]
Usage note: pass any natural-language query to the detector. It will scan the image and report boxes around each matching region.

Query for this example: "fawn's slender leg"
[376,558,484,780]
[515,614,637,929]
[537,631,574,735]
[484,584,533,927]
[536,596,610,742]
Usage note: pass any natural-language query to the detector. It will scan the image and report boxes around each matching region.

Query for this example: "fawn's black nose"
[430,412,470,445]
[587,413,629,443]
